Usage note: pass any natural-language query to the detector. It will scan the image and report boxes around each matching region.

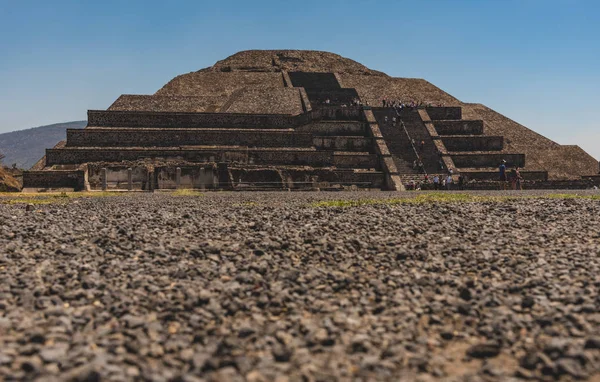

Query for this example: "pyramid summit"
[23,50,599,191]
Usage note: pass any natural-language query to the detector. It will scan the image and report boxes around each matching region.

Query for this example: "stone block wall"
[461,170,547,181]
[313,136,372,151]
[333,153,379,169]
[441,136,503,151]
[450,153,525,168]
[249,150,334,167]
[296,121,367,136]
[87,165,149,190]
[229,168,285,188]
[434,120,484,135]
[48,148,351,168]
[156,166,217,189]
[88,107,363,129]
[88,110,299,129]
[23,170,85,191]
[67,129,314,148]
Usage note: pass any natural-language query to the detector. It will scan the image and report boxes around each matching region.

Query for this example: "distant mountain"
[0,121,86,170]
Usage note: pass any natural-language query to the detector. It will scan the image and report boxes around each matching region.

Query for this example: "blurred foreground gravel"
[1,191,600,381]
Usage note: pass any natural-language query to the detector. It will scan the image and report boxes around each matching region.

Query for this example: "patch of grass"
[0,191,129,204]
[0,198,60,205]
[312,192,600,208]
[311,193,511,208]
[172,189,204,197]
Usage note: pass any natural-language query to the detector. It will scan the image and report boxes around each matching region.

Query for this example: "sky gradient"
[1,0,598,159]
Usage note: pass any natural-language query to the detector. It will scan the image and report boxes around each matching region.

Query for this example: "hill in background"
[0,121,86,169]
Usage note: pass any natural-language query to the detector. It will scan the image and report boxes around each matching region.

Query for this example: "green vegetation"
[172,189,204,197]
[311,192,600,208]
[0,191,128,205]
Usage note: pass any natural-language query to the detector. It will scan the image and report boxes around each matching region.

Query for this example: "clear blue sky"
[1,0,598,159]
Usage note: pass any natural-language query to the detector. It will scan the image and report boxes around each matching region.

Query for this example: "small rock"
[521,296,535,309]
[556,358,586,378]
[466,343,501,359]
[584,337,600,349]
[272,346,293,362]
[40,344,69,363]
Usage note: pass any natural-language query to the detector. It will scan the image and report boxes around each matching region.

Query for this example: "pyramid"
[23,50,598,191]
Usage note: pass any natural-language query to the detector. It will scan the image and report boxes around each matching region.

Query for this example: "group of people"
[382,98,446,109]
[499,159,524,190]
[406,170,466,191]
[322,97,369,108]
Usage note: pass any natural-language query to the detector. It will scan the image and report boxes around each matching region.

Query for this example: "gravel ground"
[1,191,600,381]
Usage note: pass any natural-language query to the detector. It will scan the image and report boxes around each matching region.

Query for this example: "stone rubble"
[0,191,599,381]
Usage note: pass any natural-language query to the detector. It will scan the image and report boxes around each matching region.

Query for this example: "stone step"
[45,146,380,169]
[68,128,372,152]
[68,128,314,148]
[440,136,504,151]
[87,107,364,129]
[448,152,525,168]
[432,120,484,135]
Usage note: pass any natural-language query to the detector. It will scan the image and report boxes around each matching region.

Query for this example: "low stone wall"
[434,120,484,135]
[22,170,85,191]
[156,166,218,189]
[425,107,462,120]
[228,167,384,189]
[441,136,503,151]
[230,168,285,189]
[87,165,148,190]
[67,128,314,148]
[450,153,525,168]
[313,136,372,151]
[461,170,547,181]
[465,178,600,190]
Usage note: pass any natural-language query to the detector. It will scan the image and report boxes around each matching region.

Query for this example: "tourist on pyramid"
[446,174,453,190]
[514,166,523,190]
[433,175,440,190]
[499,160,507,190]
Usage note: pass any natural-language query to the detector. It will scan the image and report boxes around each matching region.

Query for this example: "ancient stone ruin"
[23,50,599,191]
